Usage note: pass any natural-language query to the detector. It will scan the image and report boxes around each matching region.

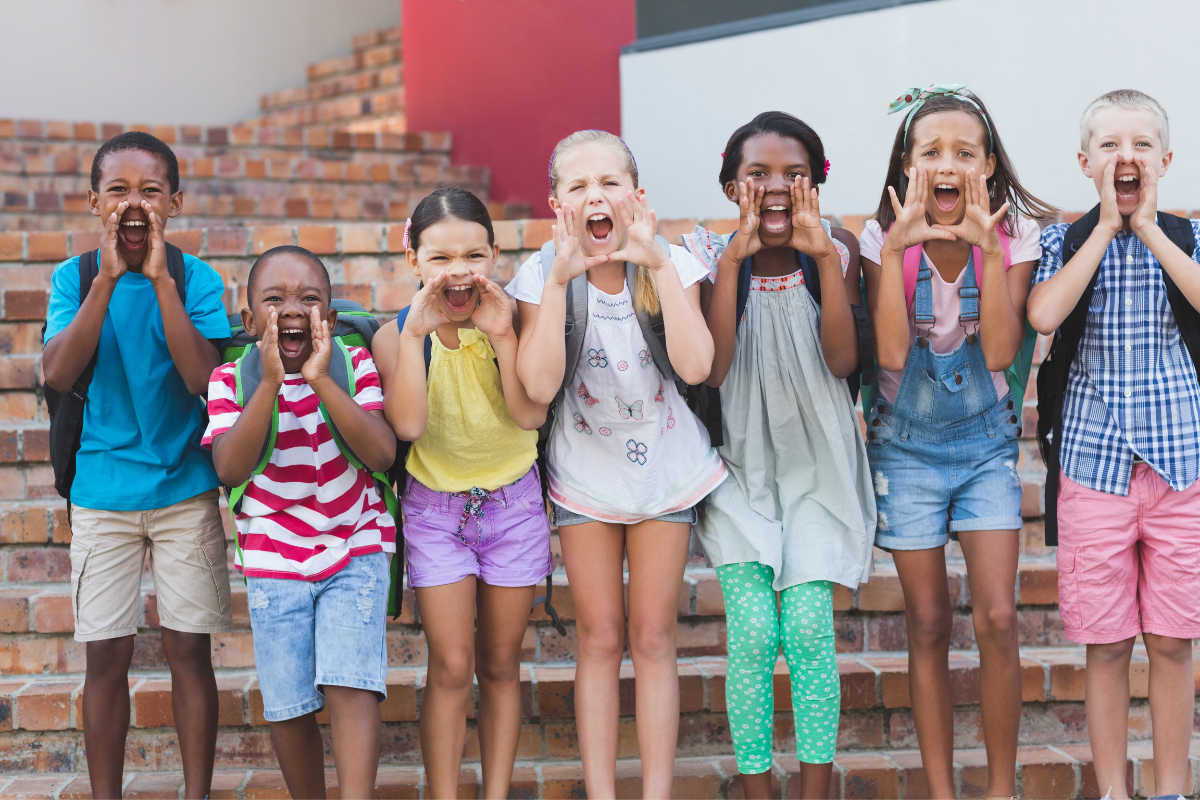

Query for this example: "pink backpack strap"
[890,224,1015,312]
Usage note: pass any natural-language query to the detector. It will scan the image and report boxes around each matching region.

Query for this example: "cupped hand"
[140,201,170,285]
[403,272,453,338]
[301,306,333,385]
[724,179,765,262]
[547,205,609,286]
[1129,154,1160,236]
[883,166,956,256]
[606,191,671,271]
[1097,156,1124,236]
[257,307,287,387]
[788,175,836,258]
[931,169,1009,255]
[469,274,513,339]
[99,200,130,283]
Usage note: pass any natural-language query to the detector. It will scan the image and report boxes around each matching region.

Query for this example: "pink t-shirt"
[859,217,1042,404]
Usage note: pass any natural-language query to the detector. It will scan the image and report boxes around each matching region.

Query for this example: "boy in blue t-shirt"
[42,132,232,799]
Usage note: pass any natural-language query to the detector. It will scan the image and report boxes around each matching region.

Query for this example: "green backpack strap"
[228,350,280,580]
[1004,319,1038,409]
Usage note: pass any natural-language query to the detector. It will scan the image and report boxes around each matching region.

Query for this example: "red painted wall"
[403,0,635,217]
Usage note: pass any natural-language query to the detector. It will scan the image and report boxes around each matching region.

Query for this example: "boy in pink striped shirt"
[203,245,397,799]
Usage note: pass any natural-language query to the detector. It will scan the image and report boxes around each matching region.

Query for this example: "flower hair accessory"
[888,84,993,150]
[401,217,412,250]
[824,159,831,176]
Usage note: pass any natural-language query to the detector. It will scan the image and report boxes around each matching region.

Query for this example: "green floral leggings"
[716,562,840,772]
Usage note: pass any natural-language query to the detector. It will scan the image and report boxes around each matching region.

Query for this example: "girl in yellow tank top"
[373,188,550,800]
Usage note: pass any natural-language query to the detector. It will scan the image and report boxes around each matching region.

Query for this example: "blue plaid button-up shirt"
[1035,221,1200,495]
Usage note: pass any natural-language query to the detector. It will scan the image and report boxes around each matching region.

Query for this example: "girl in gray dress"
[685,112,876,800]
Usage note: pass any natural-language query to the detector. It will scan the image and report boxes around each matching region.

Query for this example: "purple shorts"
[401,465,553,589]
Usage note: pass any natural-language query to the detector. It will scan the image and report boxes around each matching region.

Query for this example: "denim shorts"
[246,551,389,722]
[866,397,1023,550]
[401,466,553,589]
[550,500,698,528]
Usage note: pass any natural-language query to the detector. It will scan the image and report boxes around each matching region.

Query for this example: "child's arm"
[140,201,222,395]
[704,180,764,387]
[1130,155,1200,308]
[301,307,397,473]
[871,166,957,372]
[932,169,1028,371]
[42,200,129,392]
[790,177,858,378]
[471,275,548,430]
[209,309,285,486]
[516,205,607,405]
[607,191,713,385]
[378,275,451,442]
[1027,159,1121,334]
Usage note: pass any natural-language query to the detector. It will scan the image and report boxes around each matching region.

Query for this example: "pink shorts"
[1057,465,1200,644]
[401,465,553,589]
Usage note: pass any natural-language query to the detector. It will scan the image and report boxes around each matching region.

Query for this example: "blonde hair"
[1080,89,1170,151]
[549,130,660,316]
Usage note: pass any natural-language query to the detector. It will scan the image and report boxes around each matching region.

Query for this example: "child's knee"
[1144,633,1193,663]
[907,604,952,649]
[972,601,1018,644]
[428,647,475,689]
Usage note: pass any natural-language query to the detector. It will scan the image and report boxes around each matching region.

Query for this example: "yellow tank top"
[406,327,537,493]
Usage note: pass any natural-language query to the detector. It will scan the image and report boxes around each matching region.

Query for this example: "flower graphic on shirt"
[573,413,593,435]
[626,439,648,465]
[616,396,643,420]
[654,382,665,404]
[617,360,629,371]
[598,426,612,436]
[588,348,608,368]
[639,349,653,368]
[577,381,599,407]
[667,406,676,430]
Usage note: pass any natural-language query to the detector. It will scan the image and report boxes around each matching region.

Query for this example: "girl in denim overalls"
[859,86,1056,800]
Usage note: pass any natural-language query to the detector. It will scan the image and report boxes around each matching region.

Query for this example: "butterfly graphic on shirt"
[615,396,643,421]
[573,413,593,435]
[577,381,599,407]
[639,349,653,368]
[654,382,665,404]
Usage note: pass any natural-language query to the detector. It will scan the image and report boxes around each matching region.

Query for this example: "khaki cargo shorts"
[70,489,234,642]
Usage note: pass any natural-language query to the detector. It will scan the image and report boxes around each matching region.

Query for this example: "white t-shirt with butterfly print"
[506,244,727,524]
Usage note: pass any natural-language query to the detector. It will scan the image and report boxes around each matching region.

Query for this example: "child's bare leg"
[1143,633,1193,796]
[159,629,218,800]
[559,521,627,797]
[740,771,773,799]
[1086,638,1135,799]
[326,685,381,798]
[83,636,135,799]
[626,519,691,800]
[892,548,955,799]
[475,583,537,798]
[416,577,478,798]
[268,712,327,799]
[958,530,1020,798]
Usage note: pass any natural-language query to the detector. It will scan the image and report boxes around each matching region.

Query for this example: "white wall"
[0,0,400,125]
[621,0,1200,219]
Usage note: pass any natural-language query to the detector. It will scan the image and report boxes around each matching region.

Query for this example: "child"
[203,245,397,800]
[860,86,1054,800]
[41,131,232,799]
[1027,90,1200,800]
[684,111,876,800]
[508,129,726,797]
[372,187,552,798]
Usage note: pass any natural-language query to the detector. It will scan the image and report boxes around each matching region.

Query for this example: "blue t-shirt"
[44,254,232,510]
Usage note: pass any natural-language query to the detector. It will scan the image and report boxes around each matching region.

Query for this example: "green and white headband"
[888,84,993,150]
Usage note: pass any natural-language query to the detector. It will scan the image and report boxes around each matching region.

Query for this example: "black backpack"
[42,246,187,507]
[393,307,567,636]
[1036,205,1200,544]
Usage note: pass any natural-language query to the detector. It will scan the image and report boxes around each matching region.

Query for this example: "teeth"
[936,184,956,190]
[120,220,146,226]
[765,206,787,211]
[588,214,608,221]
[281,328,302,334]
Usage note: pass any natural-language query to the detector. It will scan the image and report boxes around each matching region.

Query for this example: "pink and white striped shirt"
[202,347,396,581]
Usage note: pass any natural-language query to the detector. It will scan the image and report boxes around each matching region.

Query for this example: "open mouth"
[443,284,476,314]
[118,217,148,252]
[586,213,613,245]
[933,184,960,213]
[761,204,790,235]
[1115,174,1140,201]
[278,326,308,359]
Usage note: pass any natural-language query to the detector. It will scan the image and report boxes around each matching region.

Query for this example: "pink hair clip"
[824,159,831,176]
[401,218,412,249]
[719,151,725,158]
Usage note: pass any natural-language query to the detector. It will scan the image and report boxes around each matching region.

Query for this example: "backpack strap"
[164,243,188,305]
[898,227,1014,312]
[538,240,590,395]
[394,305,434,370]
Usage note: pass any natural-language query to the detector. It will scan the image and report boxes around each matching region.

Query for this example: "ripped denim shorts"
[865,396,1024,551]
[246,551,389,721]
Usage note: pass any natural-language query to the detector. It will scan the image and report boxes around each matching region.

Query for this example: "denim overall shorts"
[866,253,1024,550]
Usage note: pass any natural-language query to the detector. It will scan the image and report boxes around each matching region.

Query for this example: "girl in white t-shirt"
[508,130,725,797]
[860,86,1056,800]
